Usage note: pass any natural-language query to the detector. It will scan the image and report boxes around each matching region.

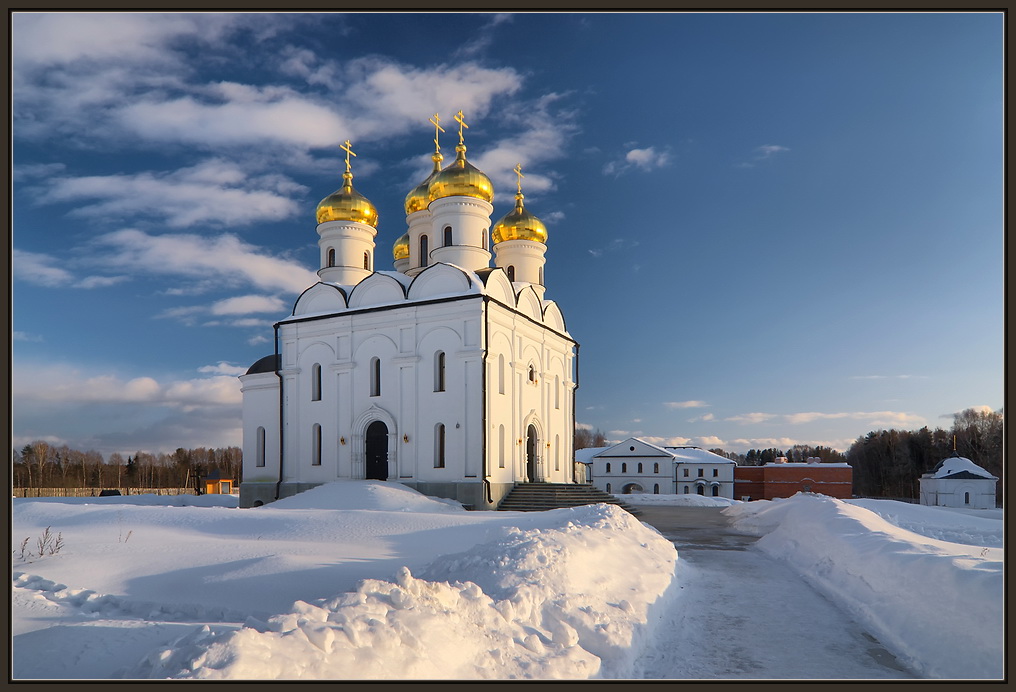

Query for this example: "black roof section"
[245,354,280,375]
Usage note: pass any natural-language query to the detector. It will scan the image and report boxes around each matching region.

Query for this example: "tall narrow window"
[528,364,536,383]
[507,265,515,281]
[498,425,505,468]
[498,354,505,394]
[713,468,718,477]
[605,463,611,473]
[654,463,659,474]
[327,248,336,267]
[311,363,321,401]
[654,484,660,494]
[363,251,370,270]
[622,463,627,473]
[312,424,321,466]
[420,235,429,266]
[554,376,560,409]
[482,230,488,251]
[554,435,560,471]
[683,486,689,494]
[370,357,381,397]
[434,351,446,392]
[712,486,719,497]
[539,267,544,285]
[443,226,452,247]
[435,424,446,468]
[964,491,970,505]
[256,427,266,467]
[638,463,643,473]
[605,483,611,494]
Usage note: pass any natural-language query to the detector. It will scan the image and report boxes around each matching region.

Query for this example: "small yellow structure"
[202,470,235,495]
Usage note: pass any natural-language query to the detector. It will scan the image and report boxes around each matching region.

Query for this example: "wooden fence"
[13,487,198,498]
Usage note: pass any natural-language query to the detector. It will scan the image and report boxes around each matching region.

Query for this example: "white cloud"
[248,335,271,346]
[736,144,790,168]
[664,400,709,409]
[639,435,692,447]
[88,229,318,294]
[851,374,926,380]
[13,331,44,343]
[210,295,287,316]
[37,159,306,228]
[603,145,671,176]
[695,436,725,447]
[784,411,925,427]
[198,362,249,377]
[12,249,123,289]
[726,412,778,424]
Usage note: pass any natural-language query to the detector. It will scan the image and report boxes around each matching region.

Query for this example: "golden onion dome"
[404,152,443,215]
[316,171,379,227]
[492,192,548,244]
[392,231,410,261]
[428,144,494,203]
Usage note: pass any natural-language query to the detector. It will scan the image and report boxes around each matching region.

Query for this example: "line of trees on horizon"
[573,407,1002,504]
[12,444,242,492]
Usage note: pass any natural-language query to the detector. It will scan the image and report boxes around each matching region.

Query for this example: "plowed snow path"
[630,506,915,680]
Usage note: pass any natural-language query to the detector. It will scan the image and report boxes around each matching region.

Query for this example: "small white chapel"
[239,112,578,509]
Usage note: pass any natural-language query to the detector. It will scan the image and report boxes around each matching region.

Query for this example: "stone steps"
[497,482,641,516]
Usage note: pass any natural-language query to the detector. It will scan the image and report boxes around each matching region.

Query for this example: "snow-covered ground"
[11,484,1003,680]
[724,495,1003,679]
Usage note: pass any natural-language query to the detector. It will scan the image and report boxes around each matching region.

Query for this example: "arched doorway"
[622,483,644,495]
[526,424,538,482]
[365,421,389,480]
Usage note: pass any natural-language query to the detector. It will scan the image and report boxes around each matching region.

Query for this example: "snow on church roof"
[928,455,996,480]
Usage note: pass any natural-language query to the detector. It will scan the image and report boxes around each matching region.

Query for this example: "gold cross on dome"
[514,163,524,195]
[340,139,357,174]
[454,110,469,145]
[429,113,445,153]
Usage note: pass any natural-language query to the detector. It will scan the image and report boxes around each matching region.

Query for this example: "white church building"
[918,454,998,509]
[239,113,577,510]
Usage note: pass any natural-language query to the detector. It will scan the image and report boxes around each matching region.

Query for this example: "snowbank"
[723,494,1003,679]
[616,494,740,507]
[13,483,677,680]
[263,480,466,512]
[128,504,677,680]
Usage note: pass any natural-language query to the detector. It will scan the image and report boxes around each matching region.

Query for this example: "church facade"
[239,113,578,510]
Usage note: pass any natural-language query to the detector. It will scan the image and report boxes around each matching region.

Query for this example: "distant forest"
[574,407,1002,504]
[12,444,241,492]
[14,408,1001,504]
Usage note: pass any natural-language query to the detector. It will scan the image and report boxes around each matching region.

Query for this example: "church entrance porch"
[365,421,389,480]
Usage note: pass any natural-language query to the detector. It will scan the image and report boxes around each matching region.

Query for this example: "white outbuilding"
[586,437,736,498]
[239,116,577,510]
[919,454,998,509]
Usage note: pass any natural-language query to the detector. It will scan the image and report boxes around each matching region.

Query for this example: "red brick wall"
[734,465,852,500]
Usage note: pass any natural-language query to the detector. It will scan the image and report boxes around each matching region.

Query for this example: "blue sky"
[11,11,1003,458]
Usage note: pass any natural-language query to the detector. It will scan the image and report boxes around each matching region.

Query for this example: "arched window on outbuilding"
[311,363,321,401]
[435,424,446,468]
[434,351,446,392]
[370,357,381,397]
[256,427,266,467]
[312,424,322,466]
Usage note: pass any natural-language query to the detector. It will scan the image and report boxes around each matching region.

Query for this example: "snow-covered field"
[11,484,1003,680]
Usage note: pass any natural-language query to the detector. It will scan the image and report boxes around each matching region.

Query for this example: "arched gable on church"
[293,282,348,316]
[477,268,516,305]
[347,273,407,309]
[407,262,477,301]
[514,285,544,322]
[542,301,566,332]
